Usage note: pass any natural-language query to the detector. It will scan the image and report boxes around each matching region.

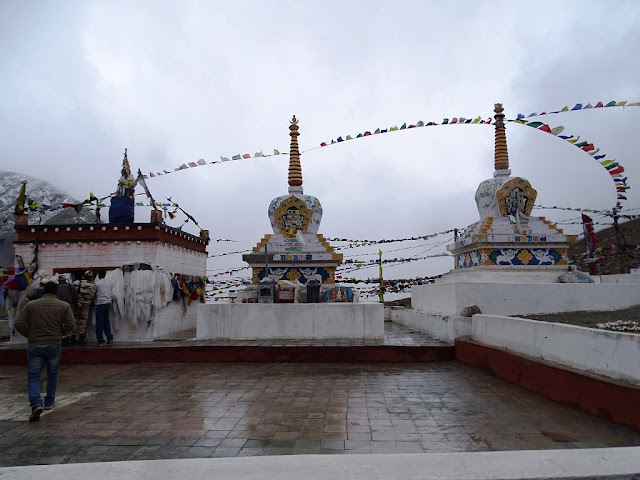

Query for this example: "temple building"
[242,116,343,287]
[10,151,208,342]
[13,151,208,277]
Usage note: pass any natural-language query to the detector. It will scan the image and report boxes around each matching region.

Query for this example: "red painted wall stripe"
[455,339,640,434]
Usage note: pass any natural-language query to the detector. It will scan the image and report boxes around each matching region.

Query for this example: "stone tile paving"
[0,362,638,466]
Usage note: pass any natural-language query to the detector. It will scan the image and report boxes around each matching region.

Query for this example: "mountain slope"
[0,171,96,267]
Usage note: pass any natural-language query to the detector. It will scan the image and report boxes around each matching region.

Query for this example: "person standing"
[94,270,114,345]
[73,271,96,345]
[14,281,75,421]
[56,275,78,346]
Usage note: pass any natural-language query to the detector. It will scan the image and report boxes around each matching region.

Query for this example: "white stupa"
[242,116,343,286]
[444,103,577,282]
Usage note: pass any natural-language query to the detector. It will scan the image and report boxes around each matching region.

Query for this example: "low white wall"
[471,314,640,386]
[388,307,470,345]
[153,301,199,340]
[197,303,384,340]
[412,282,640,316]
[600,273,640,284]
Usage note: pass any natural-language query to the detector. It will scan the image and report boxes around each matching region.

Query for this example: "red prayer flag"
[538,124,551,133]
[188,162,197,167]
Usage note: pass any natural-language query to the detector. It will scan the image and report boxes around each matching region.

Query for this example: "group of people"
[13,269,115,421]
[56,270,114,346]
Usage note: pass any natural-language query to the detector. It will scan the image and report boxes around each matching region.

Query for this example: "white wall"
[388,307,470,345]
[153,300,199,339]
[600,273,640,284]
[14,241,206,276]
[412,282,640,316]
[471,314,640,386]
[15,242,157,273]
[155,243,206,276]
[197,303,384,340]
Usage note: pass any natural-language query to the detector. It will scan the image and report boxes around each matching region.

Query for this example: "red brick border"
[455,339,640,433]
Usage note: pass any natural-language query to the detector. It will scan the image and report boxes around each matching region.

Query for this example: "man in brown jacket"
[15,281,75,421]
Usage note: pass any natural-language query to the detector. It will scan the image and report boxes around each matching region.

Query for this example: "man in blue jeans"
[94,270,114,345]
[15,281,75,421]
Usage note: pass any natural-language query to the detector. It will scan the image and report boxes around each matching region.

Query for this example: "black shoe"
[44,402,55,410]
[106,339,113,345]
[29,406,44,422]
[78,335,88,345]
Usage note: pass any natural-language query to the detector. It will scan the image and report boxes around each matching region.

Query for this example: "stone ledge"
[1,447,639,479]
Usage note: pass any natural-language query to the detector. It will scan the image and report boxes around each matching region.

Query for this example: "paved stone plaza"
[0,360,639,466]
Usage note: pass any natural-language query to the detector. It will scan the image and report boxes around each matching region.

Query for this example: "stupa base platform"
[0,322,452,364]
[196,303,384,340]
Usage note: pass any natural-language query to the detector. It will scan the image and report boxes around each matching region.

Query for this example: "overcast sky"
[1,0,639,290]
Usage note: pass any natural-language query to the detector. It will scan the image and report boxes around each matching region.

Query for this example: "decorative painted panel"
[456,250,483,269]
[254,266,335,284]
[273,196,314,238]
[496,177,537,218]
[268,194,323,236]
[455,247,567,268]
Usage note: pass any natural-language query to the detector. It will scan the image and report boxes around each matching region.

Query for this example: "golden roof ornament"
[493,103,510,172]
[288,115,303,193]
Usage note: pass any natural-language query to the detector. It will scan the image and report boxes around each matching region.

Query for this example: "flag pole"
[378,249,385,304]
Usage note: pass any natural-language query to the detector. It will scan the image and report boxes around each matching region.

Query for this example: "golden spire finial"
[493,103,510,172]
[288,115,303,193]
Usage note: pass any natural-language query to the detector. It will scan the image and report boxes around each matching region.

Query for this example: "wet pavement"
[1,361,639,466]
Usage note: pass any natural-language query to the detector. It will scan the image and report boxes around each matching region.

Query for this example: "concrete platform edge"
[1,447,639,480]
